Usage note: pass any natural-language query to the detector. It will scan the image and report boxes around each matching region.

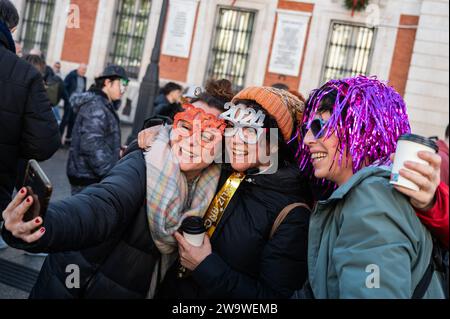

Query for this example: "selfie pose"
[138,86,448,300]
[1,80,232,299]
[157,87,312,299]
[299,76,446,299]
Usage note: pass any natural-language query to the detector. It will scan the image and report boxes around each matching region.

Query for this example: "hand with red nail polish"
[1,190,46,244]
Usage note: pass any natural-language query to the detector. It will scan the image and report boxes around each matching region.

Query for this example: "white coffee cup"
[390,134,439,191]
[181,216,206,247]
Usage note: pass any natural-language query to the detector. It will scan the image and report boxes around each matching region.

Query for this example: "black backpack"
[45,75,63,106]
[412,239,449,299]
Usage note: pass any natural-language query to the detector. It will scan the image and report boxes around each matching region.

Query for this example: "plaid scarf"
[145,126,221,254]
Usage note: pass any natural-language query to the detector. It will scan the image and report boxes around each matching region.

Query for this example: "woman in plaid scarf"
[1,80,234,299]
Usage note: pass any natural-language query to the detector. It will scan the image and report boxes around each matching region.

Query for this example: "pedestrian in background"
[60,64,87,146]
[52,61,62,78]
[29,48,54,82]
[66,65,128,195]
[154,82,183,121]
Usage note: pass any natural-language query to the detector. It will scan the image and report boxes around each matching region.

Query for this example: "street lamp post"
[127,0,169,144]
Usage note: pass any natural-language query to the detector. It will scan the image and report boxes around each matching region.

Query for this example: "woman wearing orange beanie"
[157,87,312,299]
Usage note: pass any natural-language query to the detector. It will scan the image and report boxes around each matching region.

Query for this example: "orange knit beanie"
[232,87,305,141]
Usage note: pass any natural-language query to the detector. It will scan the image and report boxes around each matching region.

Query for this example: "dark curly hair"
[191,79,234,112]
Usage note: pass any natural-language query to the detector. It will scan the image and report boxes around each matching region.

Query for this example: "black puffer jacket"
[0,30,61,212]
[67,88,121,186]
[2,150,160,299]
[158,164,311,299]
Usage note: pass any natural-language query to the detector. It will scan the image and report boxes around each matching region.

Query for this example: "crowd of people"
[0,0,449,299]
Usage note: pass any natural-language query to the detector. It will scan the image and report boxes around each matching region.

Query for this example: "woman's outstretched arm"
[2,151,146,253]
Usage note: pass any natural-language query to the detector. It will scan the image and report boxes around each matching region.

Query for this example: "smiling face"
[171,101,224,177]
[222,104,275,173]
[225,126,267,173]
[304,111,354,186]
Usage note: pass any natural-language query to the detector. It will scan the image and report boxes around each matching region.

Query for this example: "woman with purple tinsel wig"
[298,75,446,299]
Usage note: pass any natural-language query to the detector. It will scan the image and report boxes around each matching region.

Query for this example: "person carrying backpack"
[45,72,69,125]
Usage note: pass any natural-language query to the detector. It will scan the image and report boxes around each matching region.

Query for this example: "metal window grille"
[108,0,152,79]
[205,7,256,92]
[321,21,376,83]
[20,0,56,54]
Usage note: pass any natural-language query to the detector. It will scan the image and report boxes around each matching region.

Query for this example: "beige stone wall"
[404,0,449,139]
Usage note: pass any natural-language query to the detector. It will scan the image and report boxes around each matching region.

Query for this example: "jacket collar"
[90,87,110,101]
[319,166,391,206]
[0,21,16,54]
[90,87,121,111]
[220,163,309,197]
[248,164,307,195]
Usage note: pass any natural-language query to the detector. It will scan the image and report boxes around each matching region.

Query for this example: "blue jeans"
[52,106,61,124]
[59,105,76,140]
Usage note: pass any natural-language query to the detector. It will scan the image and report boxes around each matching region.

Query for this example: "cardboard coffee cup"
[181,216,206,247]
[390,134,439,191]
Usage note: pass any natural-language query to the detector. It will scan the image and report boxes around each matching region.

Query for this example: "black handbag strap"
[412,238,448,299]
[412,259,435,299]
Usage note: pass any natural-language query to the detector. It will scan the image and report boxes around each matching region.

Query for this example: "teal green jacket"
[308,166,446,299]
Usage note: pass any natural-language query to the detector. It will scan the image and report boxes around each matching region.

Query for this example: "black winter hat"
[96,64,129,82]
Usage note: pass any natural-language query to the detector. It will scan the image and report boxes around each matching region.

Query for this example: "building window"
[20,0,56,54]
[321,21,376,83]
[206,7,256,92]
[108,0,152,79]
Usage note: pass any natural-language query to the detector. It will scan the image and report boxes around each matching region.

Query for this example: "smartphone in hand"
[22,160,53,222]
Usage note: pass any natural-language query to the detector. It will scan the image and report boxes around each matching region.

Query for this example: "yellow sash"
[203,172,246,237]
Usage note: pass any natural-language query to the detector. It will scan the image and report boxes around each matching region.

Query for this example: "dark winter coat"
[0,28,61,212]
[2,150,160,299]
[2,149,310,299]
[64,70,86,99]
[66,88,121,186]
[158,164,311,299]
[153,94,183,120]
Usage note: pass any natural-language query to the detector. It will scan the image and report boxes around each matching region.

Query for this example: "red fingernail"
[20,188,26,194]
[26,197,31,203]
[40,228,46,234]
[35,218,41,224]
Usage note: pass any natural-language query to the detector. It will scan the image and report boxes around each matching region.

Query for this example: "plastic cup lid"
[398,134,439,153]
[181,216,206,235]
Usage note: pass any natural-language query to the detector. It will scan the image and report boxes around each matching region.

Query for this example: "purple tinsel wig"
[298,75,411,174]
